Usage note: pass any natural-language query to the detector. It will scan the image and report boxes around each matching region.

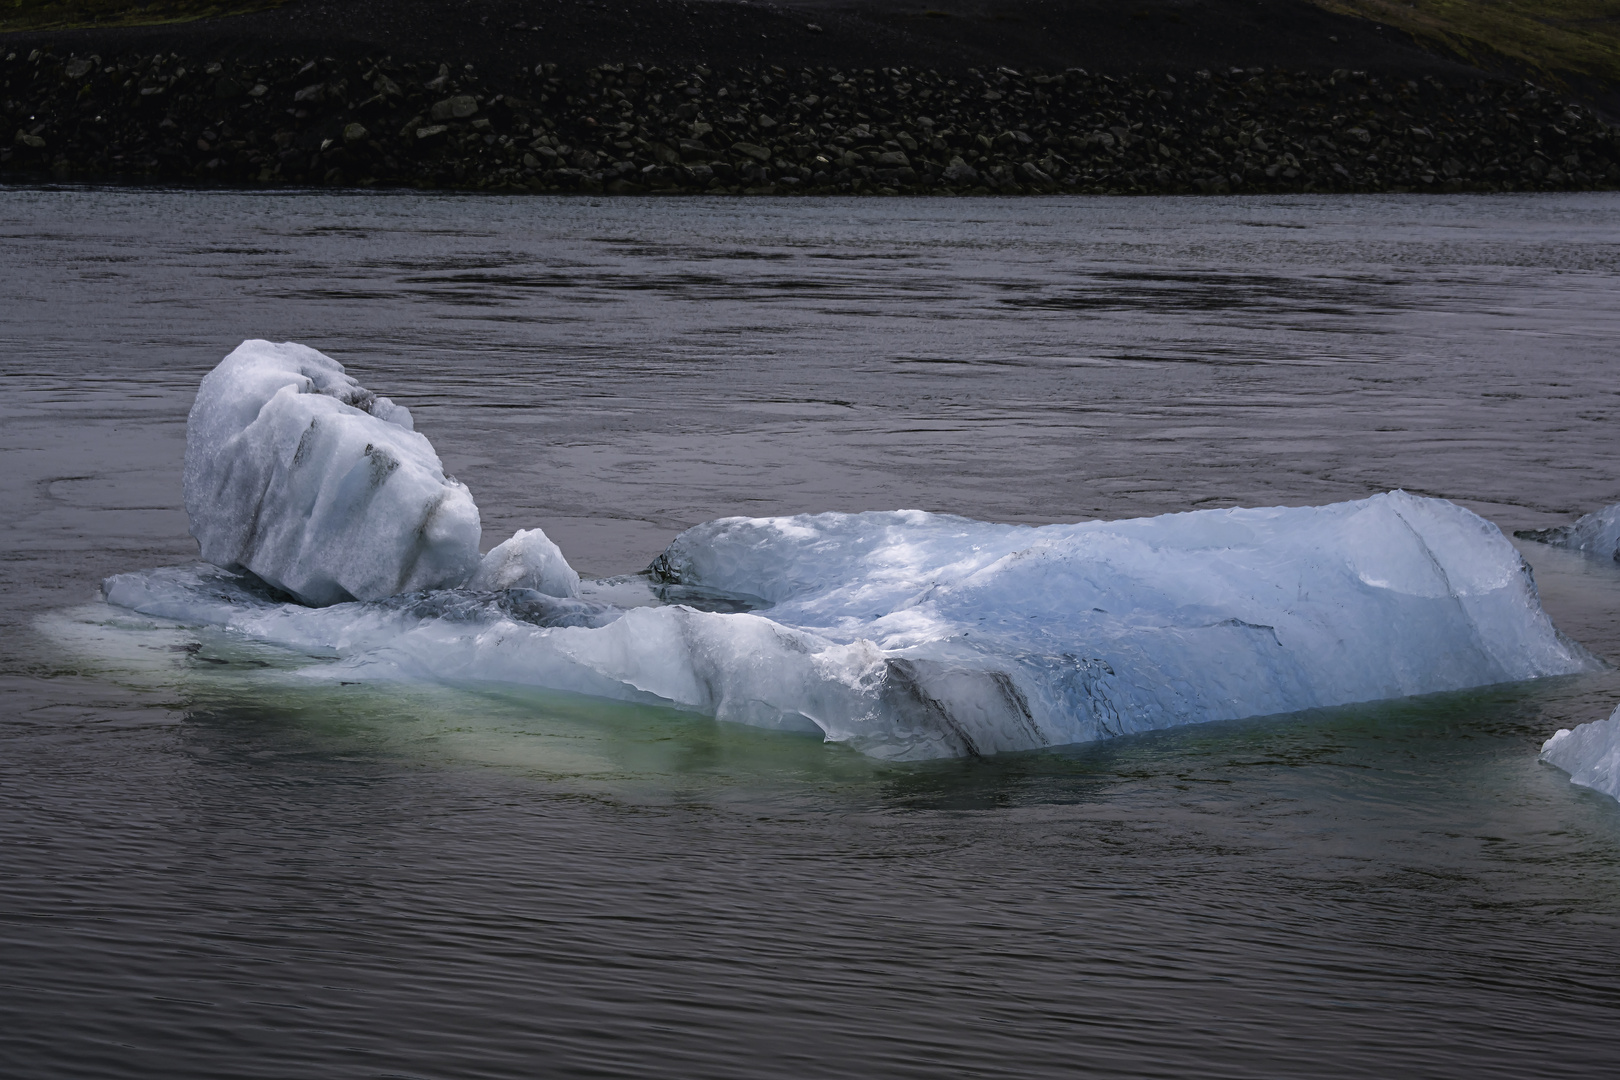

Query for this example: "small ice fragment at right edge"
[1516,501,1620,561]
[184,340,483,606]
[469,529,581,597]
[1542,705,1620,803]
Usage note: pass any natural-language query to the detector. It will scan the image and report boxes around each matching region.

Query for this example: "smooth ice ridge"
[1542,705,1620,803]
[185,340,484,606]
[105,490,1594,761]
[1519,502,1620,562]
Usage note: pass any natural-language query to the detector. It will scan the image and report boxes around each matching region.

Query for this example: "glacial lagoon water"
[4,188,1620,1077]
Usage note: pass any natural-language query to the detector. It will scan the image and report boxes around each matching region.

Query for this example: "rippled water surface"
[4,189,1620,1078]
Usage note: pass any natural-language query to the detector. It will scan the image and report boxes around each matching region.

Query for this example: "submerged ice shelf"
[102,341,1599,761]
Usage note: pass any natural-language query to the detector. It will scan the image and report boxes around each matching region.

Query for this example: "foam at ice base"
[1542,706,1620,803]
[104,490,1595,761]
[184,340,483,606]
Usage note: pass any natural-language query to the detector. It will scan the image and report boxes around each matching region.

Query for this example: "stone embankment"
[3,46,1617,194]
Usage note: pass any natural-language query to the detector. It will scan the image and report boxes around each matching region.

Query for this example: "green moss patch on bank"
[3,47,1616,194]
[1315,0,1620,91]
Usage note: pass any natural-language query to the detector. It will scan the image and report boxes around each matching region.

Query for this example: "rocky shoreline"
[4,46,1617,195]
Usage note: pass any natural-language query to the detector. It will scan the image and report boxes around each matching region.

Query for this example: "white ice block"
[183,340,482,606]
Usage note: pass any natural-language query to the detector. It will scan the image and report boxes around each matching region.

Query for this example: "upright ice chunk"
[469,529,581,597]
[1518,502,1620,562]
[184,340,482,606]
[1542,706,1620,803]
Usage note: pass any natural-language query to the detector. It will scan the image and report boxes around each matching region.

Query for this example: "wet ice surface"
[5,190,1620,1077]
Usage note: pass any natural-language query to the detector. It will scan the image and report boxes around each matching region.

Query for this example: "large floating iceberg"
[110,347,1599,761]
[1542,707,1620,803]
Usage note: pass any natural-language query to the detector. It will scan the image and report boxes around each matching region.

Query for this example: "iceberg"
[1542,706,1620,803]
[1516,501,1620,562]
[106,466,1596,757]
[184,340,483,606]
[119,342,1597,759]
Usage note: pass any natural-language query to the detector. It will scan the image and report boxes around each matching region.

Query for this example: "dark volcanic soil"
[5,0,1477,82]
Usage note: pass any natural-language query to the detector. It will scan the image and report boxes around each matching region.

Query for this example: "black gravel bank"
[4,46,1616,194]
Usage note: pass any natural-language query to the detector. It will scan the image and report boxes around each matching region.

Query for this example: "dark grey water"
[4,189,1620,1078]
